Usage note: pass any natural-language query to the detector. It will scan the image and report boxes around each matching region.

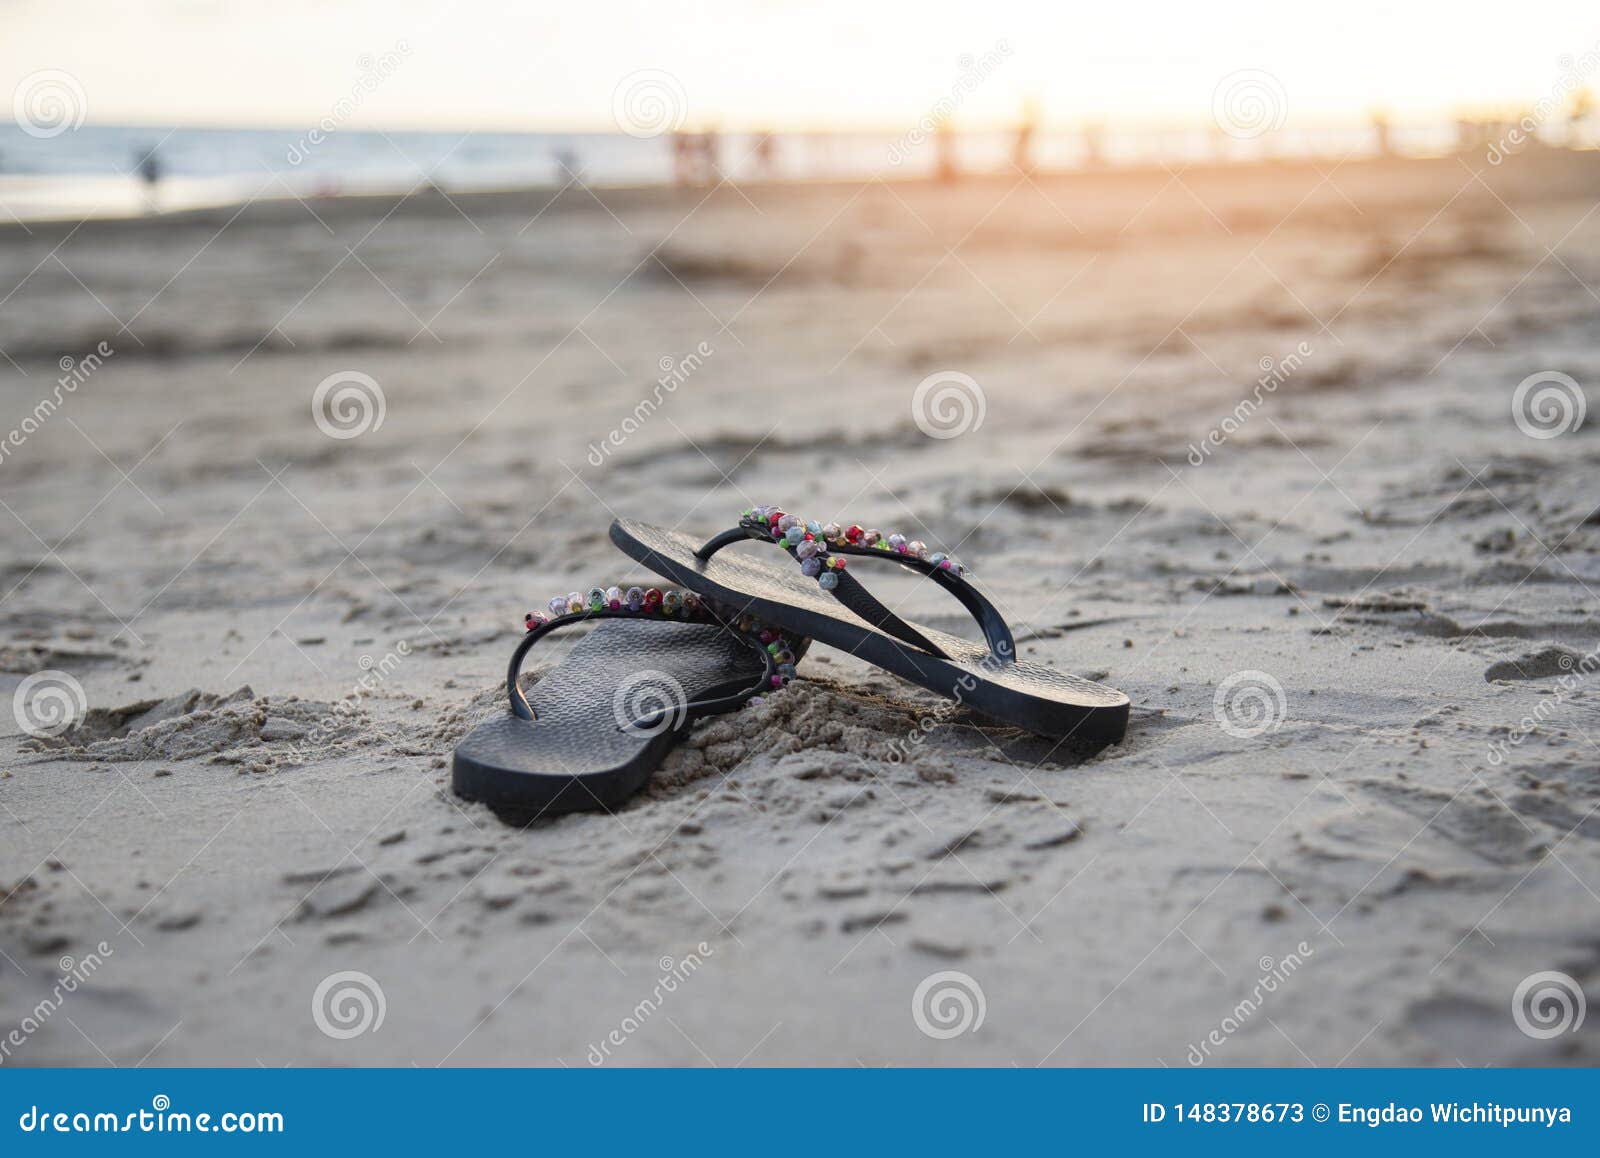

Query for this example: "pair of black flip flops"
[453,508,1129,819]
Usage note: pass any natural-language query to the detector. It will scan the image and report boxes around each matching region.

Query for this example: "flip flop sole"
[611,520,1129,744]
[453,618,768,820]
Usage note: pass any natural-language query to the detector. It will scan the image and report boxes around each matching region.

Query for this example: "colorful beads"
[742,505,966,585]
[521,581,805,702]
[818,571,839,590]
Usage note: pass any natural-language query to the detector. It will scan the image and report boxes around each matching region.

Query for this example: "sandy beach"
[2,151,1598,1066]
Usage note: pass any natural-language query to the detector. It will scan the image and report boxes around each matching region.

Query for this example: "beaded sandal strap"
[510,584,804,729]
[695,508,1016,665]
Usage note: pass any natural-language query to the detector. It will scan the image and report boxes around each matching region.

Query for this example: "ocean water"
[0,122,1457,223]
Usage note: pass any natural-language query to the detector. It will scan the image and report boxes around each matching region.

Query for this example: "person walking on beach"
[134,145,163,212]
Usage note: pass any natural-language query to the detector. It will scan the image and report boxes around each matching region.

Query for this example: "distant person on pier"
[751,132,778,180]
[1371,111,1393,157]
[1569,88,1594,149]
[1013,99,1039,175]
[700,125,722,183]
[935,117,959,182]
[671,130,694,186]
[1082,123,1105,167]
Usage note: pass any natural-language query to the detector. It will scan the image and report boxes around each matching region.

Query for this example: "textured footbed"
[452,618,768,818]
[611,519,1129,744]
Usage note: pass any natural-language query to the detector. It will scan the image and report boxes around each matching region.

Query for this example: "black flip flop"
[610,508,1129,744]
[453,583,806,819]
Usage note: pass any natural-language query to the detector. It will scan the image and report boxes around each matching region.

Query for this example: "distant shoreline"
[5,145,1599,234]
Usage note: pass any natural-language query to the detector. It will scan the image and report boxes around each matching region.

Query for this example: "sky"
[3,0,1599,131]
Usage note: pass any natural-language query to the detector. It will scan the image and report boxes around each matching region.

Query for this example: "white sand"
[2,155,1599,1065]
